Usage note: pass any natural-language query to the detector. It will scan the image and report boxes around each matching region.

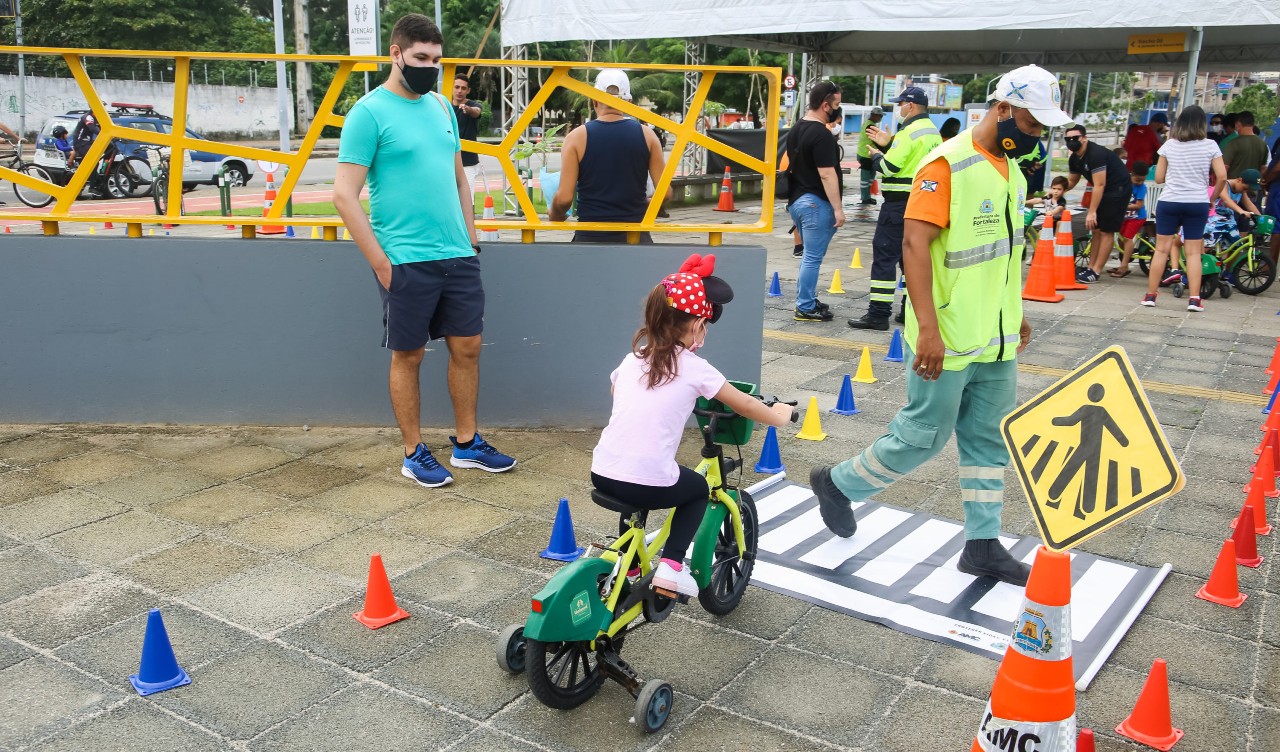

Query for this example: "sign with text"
[1003,347,1184,551]
[348,0,380,57]
[1127,33,1187,56]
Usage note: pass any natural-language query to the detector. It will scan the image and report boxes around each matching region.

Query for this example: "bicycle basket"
[695,380,759,445]
[1022,208,1037,227]
[1257,215,1275,237]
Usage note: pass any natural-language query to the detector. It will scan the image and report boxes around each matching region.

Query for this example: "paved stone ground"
[2,199,1279,751]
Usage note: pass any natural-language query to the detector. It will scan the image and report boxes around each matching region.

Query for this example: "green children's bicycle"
[496,385,796,733]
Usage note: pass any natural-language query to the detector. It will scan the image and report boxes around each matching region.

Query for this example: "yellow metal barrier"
[0,47,780,244]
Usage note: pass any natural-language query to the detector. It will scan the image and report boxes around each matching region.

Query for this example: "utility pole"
[272,0,290,151]
[293,0,314,132]
[14,0,25,139]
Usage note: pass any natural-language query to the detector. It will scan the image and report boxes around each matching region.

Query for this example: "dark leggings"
[590,467,709,562]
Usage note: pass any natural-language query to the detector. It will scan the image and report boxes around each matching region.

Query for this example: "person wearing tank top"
[550,69,668,244]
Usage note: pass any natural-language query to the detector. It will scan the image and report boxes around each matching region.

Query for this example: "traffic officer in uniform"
[849,86,942,330]
[856,106,884,205]
[811,65,1073,586]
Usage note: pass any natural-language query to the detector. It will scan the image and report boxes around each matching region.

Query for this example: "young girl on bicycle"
[591,254,795,598]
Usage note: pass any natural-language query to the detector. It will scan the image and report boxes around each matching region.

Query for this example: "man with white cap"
[550,69,666,243]
[810,65,1072,587]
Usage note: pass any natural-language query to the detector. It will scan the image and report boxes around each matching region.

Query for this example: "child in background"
[51,126,75,166]
[1111,161,1149,277]
[591,254,795,598]
[1027,176,1068,226]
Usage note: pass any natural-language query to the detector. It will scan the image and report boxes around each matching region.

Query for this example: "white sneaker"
[652,559,698,597]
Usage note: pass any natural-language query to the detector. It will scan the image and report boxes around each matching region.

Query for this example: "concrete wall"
[0,74,293,138]
[0,237,765,427]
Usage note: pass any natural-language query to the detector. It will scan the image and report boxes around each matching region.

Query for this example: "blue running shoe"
[402,443,453,488]
[450,433,517,473]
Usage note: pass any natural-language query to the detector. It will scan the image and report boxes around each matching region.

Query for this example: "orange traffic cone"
[971,546,1075,751]
[1196,539,1247,607]
[1231,481,1272,536]
[353,553,409,629]
[1053,209,1088,291]
[1266,366,1280,397]
[260,171,286,235]
[1023,216,1064,303]
[1231,504,1264,567]
[479,194,499,242]
[870,178,879,196]
[713,167,736,212]
[1265,338,1280,376]
[1076,729,1096,752]
[103,220,114,230]
[1116,659,1183,750]
[1245,440,1278,499]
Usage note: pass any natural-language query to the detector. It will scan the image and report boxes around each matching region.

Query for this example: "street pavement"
[1,198,1279,751]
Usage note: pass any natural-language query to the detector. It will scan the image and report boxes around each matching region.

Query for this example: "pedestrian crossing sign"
[1001,346,1184,551]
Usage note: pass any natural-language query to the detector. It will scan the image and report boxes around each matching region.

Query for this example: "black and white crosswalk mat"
[745,473,1170,691]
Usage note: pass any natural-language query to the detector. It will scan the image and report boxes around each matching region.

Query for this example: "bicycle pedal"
[653,586,679,600]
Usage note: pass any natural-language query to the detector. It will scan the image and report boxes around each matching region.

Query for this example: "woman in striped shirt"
[1142,105,1228,312]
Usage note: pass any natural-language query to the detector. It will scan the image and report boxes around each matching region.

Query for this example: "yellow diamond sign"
[1002,346,1185,551]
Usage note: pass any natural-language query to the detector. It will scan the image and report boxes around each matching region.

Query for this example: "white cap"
[594,69,632,102]
[991,65,1072,127]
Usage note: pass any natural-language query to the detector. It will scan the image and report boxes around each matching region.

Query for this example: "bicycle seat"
[590,490,643,515]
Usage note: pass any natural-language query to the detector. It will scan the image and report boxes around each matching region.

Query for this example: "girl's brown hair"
[633,284,699,389]
[1170,105,1207,142]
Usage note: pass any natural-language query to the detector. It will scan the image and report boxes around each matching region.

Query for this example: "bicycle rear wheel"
[153,173,168,215]
[697,490,758,615]
[1231,252,1275,296]
[14,164,56,208]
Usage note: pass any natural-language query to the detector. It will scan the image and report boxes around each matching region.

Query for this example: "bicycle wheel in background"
[124,157,154,198]
[14,164,56,208]
[1231,252,1275,295]
[153,173,168,215]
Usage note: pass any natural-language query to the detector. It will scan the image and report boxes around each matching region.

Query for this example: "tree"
[1226,83,1279,134]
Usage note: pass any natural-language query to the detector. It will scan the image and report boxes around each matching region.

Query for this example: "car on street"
[34,103,255,196]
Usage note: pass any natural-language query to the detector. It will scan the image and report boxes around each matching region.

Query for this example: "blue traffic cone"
[830,374,860,415]
[884,328,905,363]
[754,425,784,473]
[540,498,585,562]
[767,272,782,297]
[1266,384,1279,415]
[129,609,190,696]
[285,225,296,238]
[897,276,906,290]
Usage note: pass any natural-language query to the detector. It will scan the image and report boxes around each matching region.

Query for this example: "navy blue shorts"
[377,255,484,351]
[1155,201,1210,241]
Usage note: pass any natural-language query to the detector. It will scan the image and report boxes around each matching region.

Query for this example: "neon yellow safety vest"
[905,131,1027,370]
[878,114,942,194]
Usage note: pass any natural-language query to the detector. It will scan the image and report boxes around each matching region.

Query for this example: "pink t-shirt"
[591,348,727,486]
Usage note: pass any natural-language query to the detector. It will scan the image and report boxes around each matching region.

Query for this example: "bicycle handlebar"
[692,395,800,426]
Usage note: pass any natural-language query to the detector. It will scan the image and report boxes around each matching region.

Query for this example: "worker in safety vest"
[848,86,942,330]
[811,65,1073,586]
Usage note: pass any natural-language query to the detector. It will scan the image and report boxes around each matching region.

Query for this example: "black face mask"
[398,59,440,95]
[826,104,841,124]
[1064,136,1083,152]
[996,113,1042,159]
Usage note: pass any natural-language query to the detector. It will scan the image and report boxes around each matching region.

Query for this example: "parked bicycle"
[141,146,184,216]
[1,135,58,208]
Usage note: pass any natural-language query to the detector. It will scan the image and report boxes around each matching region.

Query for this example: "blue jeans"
[788,194,837,312]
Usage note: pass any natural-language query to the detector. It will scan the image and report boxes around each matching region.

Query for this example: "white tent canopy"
[500,1,1280,73]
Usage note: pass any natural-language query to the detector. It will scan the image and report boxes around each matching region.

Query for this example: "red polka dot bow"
[661,254,718,319]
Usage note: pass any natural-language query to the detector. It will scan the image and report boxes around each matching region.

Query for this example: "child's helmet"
[52,126,68,138]
[661,254,734,323]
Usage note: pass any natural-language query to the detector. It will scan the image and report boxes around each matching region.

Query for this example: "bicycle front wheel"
[698,490,758,615]
[1231,252,1275,296]
[153,173,168,215]
[14,164,56,208]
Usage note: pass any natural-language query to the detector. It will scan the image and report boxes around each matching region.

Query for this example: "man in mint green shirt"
[334,13,516,488]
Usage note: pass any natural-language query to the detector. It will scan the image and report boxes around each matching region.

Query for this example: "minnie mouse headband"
[661,254,734,321]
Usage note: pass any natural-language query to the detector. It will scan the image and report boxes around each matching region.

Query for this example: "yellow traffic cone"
[853,346,878,384]
[342,227,351,241]
[850,248,863,269]
[89,227,96,235]
[310,226,320,239]
[827,269,846,294]
[796,396,827,441]
[148,229,155,236]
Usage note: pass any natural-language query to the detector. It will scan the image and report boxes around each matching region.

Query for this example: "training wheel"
[634,679,674,733]
[1220,282,1233,299]
[1171,282,1185,298]
[496,624,527,674]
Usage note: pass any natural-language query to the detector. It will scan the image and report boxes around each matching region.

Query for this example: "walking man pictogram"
[1047,383,1129,519]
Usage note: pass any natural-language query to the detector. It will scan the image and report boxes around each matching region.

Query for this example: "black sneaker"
[812,298,831,313]
[795,307,834,322]
[810,466,856,537]
[847,314,889,331]
[860,199,877,206]
[894,309,905,325]
[1076,268,1100,284]
[793,245,804,257]
[957,539,1030,586]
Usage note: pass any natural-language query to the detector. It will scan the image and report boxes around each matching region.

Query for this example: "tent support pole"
[1182,26,1203,111]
